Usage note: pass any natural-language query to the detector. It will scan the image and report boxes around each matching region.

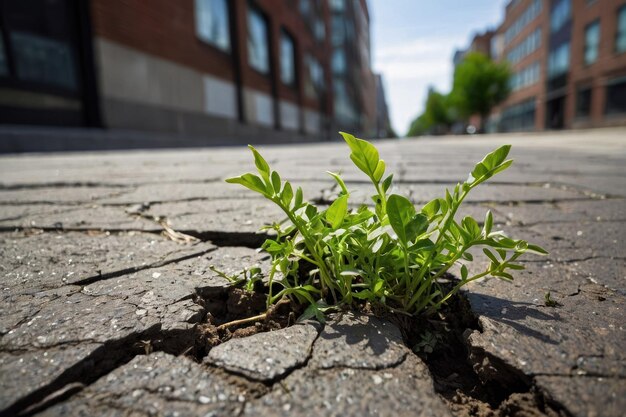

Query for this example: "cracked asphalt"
[0,128,625,417]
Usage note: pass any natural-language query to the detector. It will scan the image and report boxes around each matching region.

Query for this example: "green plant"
[225,132,546,321]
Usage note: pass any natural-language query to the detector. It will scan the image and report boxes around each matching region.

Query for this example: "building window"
[195,0,230,52]
[0,30,8,76]
[548,42,570,78]
[332,48,346,74]
[510,61,540,91]
[247,5,269,74]
[504,0,542,45]
[617,6,626,53]
[576,87,592,117]
[500,98,536,132]
[304,54,324,99]
[330,0,345,11]
[605,76,626,114]
[584,21,600,65]
[280,30,296,86]
[506,28,541,65]
[551,0,571,33]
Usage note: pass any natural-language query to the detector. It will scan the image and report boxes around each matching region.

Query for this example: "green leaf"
[340,132,381,181]
[483,248,499,264]
[271,171,281,194]
[421,199,441,220]
[373,160,386,182]
[248,145,270,181]
[460,264,468,280]
[527,244,548,255]
[382,174,394,193]
[483,210,493,236]
[225,173,268,196]
[281,182,293,207]
[387,194,416,245]
[326,194,349,229]
[327,171,349,195]
[294,186,303,209]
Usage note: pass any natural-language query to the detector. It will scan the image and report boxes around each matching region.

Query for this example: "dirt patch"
[385,288,567,417]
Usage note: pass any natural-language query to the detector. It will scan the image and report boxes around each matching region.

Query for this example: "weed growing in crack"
[224,132,547,322]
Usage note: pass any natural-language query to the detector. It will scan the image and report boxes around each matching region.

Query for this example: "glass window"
[576,87,592,117]
[304,54,324,98]
[247,6,269,74]
[551,0,571,33]
[617,6,626,53]
[332,48,346,74]
[11,31,77,90]
[0,30,8,76]
[548,42,570,78]
[605,76,626,114]
[584,21,600,65]
[280,30,296,86]
[330,0,345,11]
[195,0,230,52]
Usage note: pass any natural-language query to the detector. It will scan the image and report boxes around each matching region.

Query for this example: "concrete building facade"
[469,0,626,132]
[0,0,390,144]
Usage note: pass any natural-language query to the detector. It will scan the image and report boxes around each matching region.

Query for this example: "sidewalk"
[1,128,624,416]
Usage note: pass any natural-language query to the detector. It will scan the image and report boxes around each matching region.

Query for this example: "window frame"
[617,5,626,54]
[194,0,231,53]
[279,28,297,87]
[246,2,271,75]
[583,20,600,65]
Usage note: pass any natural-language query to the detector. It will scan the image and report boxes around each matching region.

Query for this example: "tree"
[407,87,456,137]
[450,52,511,131]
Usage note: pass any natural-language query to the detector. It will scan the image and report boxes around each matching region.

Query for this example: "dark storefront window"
[584,20,600,65]
[247,5,269,74]
[576,87,592,117]
[280,30,296,86]
[195,0,230,52]
[0,30,7,76]
[605,77,626,114]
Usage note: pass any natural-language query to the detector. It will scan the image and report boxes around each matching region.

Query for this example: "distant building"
[453,29,495,69]
[0,0,390,144]
[462,0,626,132]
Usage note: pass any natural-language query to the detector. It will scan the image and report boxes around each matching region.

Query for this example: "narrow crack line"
[0,182,132,190]
[0,177,225,191]
[0,195,267,207]
[71,246,218,287]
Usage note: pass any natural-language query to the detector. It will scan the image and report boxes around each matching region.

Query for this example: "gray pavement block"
[38,352,248,417]
[310,312,407,370]
[535,376,626,417]
[243,353,452,417]
[0,343,102,412]
[205,322,321,381]
[0,231,215,294]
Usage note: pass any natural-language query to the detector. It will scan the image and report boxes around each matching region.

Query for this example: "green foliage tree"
[450,52,511,131]
[407,87,456,137]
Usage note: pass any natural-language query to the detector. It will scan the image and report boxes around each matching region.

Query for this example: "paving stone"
[145,198,286,234]
[0,231,215,294]
[311,312,407,370]
[465,276,626,380]
[38,352,248,417]
[0,204,156,231]
[490,199,626,226]
[0,185,131,204]
[206,322,321,381]
[243,353,452,417]
[0,343,102,412]
[535,376,626,417]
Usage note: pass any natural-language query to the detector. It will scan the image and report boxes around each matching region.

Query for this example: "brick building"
[464,0,626,132]
[0,0,389,144]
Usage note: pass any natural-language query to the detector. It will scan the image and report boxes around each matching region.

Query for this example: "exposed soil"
[385,288,567,417]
